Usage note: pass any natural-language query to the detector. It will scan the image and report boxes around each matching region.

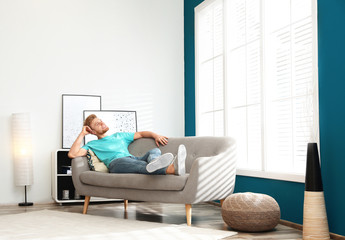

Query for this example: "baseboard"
[279,219,302,231]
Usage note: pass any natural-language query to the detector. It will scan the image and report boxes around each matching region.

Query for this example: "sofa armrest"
[71,156,90,195]
[182,140,237,204]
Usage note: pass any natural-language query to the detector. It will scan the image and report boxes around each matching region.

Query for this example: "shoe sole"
[177,144,186,175]
[146,153,174,173]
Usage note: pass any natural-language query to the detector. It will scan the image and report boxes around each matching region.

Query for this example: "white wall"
[0,0,184,204]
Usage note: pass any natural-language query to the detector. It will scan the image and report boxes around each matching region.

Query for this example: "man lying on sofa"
[68,114,186,176]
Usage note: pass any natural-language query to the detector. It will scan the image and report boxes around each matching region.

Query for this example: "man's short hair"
[84,114,97,127]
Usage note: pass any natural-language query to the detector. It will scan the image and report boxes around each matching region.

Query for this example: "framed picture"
[83,110,137,144]
[62,94,101,149]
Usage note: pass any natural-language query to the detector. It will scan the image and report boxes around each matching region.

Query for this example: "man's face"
[89,118,109,135]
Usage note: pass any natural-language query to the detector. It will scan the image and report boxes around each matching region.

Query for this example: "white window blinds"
[264,0,316,174]
[195,0,224,137]
[195,0,318,180]
[226,0,262,171]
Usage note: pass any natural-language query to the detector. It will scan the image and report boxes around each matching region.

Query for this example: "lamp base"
[18,185,33,207]
[18,202,33,207]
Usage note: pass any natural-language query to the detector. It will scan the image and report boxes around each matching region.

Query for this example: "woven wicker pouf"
[222,192,280,232]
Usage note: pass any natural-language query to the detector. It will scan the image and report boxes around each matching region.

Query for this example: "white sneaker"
[174,144,186,176]
[146,153,174,173]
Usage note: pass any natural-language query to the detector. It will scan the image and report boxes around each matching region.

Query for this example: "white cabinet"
[51,149,116,204]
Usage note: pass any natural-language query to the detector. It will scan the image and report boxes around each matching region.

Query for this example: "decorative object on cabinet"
[62,94,101,149]
[83,110,137,144]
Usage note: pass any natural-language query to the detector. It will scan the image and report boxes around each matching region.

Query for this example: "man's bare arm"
[134,131,168,147]
[68,126,89,159]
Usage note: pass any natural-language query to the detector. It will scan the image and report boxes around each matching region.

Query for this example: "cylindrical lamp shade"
[12,113,33,186]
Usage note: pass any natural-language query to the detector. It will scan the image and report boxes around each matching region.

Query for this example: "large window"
[195,0,318,182]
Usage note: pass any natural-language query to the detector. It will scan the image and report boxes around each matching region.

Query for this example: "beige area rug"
[0,210,237,240]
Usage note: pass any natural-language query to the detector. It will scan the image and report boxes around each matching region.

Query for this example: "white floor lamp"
[12,113,34,206]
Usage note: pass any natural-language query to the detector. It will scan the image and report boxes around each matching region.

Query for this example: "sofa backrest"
[128,136,234,173]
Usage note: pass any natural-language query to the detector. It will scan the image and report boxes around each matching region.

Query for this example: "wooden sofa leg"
[124,199,128,211]
[220,199,225,207]
[83,196,91,214]
[185,204,192,226]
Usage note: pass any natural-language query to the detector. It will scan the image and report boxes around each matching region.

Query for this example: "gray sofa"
[71,136,237,226]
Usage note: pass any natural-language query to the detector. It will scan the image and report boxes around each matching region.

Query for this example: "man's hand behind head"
[82,126,93,136]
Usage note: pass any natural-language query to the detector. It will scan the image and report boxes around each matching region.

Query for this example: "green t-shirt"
[82,132,135,167]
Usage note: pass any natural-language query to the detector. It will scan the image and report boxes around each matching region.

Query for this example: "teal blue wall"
[184,0,202,137]
[184,0,345,236]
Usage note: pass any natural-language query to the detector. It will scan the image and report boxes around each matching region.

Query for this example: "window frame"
[195,0,319,183]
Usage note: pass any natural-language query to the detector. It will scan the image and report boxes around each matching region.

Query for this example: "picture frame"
[62,94,101,149]
[83,110,137,144]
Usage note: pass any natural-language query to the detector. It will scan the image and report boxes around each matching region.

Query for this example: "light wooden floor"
[0,201,304,239]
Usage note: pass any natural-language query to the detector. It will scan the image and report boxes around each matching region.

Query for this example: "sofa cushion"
[86,150,109,173]
[79,172,189,191]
